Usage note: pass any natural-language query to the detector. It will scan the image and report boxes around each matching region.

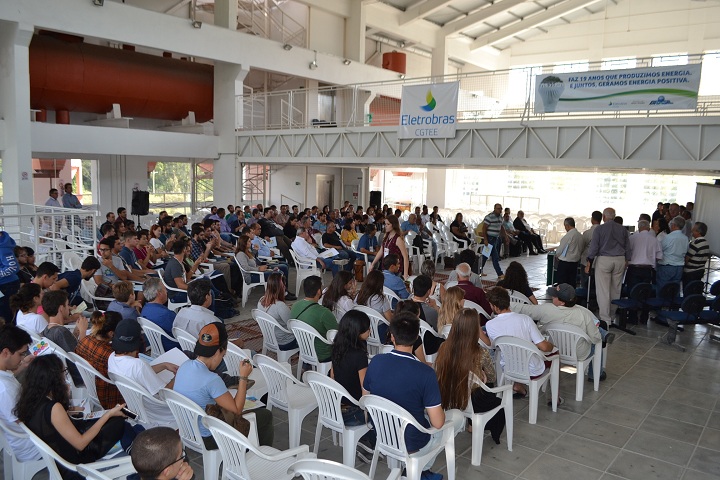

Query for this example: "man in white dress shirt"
[44,188,61,208]
[291,227,342,276]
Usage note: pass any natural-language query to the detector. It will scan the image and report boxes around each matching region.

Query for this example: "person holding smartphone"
[15,354,141,468]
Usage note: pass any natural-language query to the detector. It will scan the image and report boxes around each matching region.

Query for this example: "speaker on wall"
[131,190,150,216]
[369,191,382,209]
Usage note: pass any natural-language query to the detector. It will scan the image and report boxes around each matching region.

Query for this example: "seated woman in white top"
[321,271,356,320]
[256,273,298,350]
[354,270,393,321]
[11,283,47,335]
[235,234,294,299]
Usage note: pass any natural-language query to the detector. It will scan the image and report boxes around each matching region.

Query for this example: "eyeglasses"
[155,450,187,475]
[98,248,110,252]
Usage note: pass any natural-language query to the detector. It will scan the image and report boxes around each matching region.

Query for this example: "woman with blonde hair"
[435,308,505,443]
[437,286,465,331]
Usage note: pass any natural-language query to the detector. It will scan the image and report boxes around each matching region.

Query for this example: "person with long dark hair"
[496,261,538,304]
[322,271,357,320]
[355,270,393,321]
[257,273,298,351]
[369,215,409,279]
[435,308,505,444]
[330,310,376,452]
[15,354,139,474]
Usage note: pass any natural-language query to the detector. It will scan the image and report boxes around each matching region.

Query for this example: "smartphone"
[121,407,138,420]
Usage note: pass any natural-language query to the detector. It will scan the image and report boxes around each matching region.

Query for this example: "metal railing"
[0,203,98,271]
[238,53,720,131]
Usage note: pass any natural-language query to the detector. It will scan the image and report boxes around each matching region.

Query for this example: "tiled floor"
[16,252,720,480]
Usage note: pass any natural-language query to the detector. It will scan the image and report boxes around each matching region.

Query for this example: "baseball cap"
[113,319,142,353]
[546,283,576,302]
[194,322,228,357]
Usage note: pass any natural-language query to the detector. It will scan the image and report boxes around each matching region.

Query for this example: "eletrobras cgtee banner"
[399,82,459,139]
[534,64,702,113]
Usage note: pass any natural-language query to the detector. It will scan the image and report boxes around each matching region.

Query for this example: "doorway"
[316,175,334,210]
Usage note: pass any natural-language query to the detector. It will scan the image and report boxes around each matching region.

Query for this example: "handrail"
[239,52,720,131]
[280,194,303,209]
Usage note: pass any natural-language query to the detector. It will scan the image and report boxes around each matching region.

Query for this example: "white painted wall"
[268,164,364,210]
[309,8,345,58]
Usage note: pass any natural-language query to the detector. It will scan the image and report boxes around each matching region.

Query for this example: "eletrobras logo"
[401,88,456,126]
[421,90,437,111]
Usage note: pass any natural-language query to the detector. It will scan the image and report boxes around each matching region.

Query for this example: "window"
[651,54,688,67]
[553,61,589,74]
[601,57,637,70]
[505,65,543,107]
[699,51,720,96]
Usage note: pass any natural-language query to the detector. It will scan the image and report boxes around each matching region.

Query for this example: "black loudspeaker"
[131,190,150,216]
[369,191,382,209]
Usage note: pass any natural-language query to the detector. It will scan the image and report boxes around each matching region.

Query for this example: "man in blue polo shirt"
[357,223,378,263]
[382,254,410,303]
[53,256,101,306]
[363,312,463,480]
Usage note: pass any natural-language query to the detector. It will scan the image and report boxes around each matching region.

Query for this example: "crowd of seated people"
[0,196,711,478]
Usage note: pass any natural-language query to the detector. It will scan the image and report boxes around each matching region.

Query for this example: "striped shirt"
[483,212,503,237]
[684,236,710,273]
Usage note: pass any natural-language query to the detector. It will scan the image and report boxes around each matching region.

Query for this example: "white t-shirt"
[485,311,547,376]
[149,238,164,251]
[0,370,40,461]
[334,295,356,321]
[15,310,48,335]
[107,353,176,427]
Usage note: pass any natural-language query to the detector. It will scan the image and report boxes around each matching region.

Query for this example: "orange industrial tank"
[382,51,406,74]
[29,34,214,122]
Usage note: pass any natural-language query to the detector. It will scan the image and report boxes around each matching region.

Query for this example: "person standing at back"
[585,208,630,327]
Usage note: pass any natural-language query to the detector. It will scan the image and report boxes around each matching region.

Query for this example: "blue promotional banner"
[534,64,702,113]
[399,82,459,139]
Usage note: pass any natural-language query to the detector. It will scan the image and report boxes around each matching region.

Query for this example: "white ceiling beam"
[291,0,351,18]
[440,0,528,36]
[470,0,603,50]
[365,3,441,49]
[399,0,455,26]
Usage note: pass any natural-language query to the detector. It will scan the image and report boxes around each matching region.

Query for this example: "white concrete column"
[306,79,319,124]
[345,0,366,63]
[214,0,238,30]
[431,34,449,78]
[425,168,447,208]
[214,62,248,205]
[0,22,34,204]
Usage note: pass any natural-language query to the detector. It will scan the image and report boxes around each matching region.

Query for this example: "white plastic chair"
[444,280,458,289]
[0,422,45,480]
[360,394,458,480]
[252,309,299,364]
[202,415,313,480]
[288,458,401,480]
[350,239,370,277]
[80,279,111,311]
[304,371,370,467]
[543,324,602,401]
[431,232,449,265]
[172,326,197,351]
[159,274,190,312]
[161,388,223,480]
[112,373,176,429]
[289,320,333,379]
[353,305,389,355]
[76,463,136,480]
[463,372,513,466]
[67,352,115,411]
[382,287,401,307]
[492,336,560,424]
[508,290,532,305]
[464,300,491,322]
[234,255,267,307]
[290,249,323,297]
[19,423,136,480]
[419,320,442,365]
[440,324,452,339]
[224,342,268,399]
[138,316,176,358]
[255,354,318,449]
[62,251,83,272]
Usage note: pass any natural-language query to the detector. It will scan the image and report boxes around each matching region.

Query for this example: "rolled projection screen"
[693,183,720,256]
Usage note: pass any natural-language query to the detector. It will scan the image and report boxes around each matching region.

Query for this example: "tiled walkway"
[15,252,720,480]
